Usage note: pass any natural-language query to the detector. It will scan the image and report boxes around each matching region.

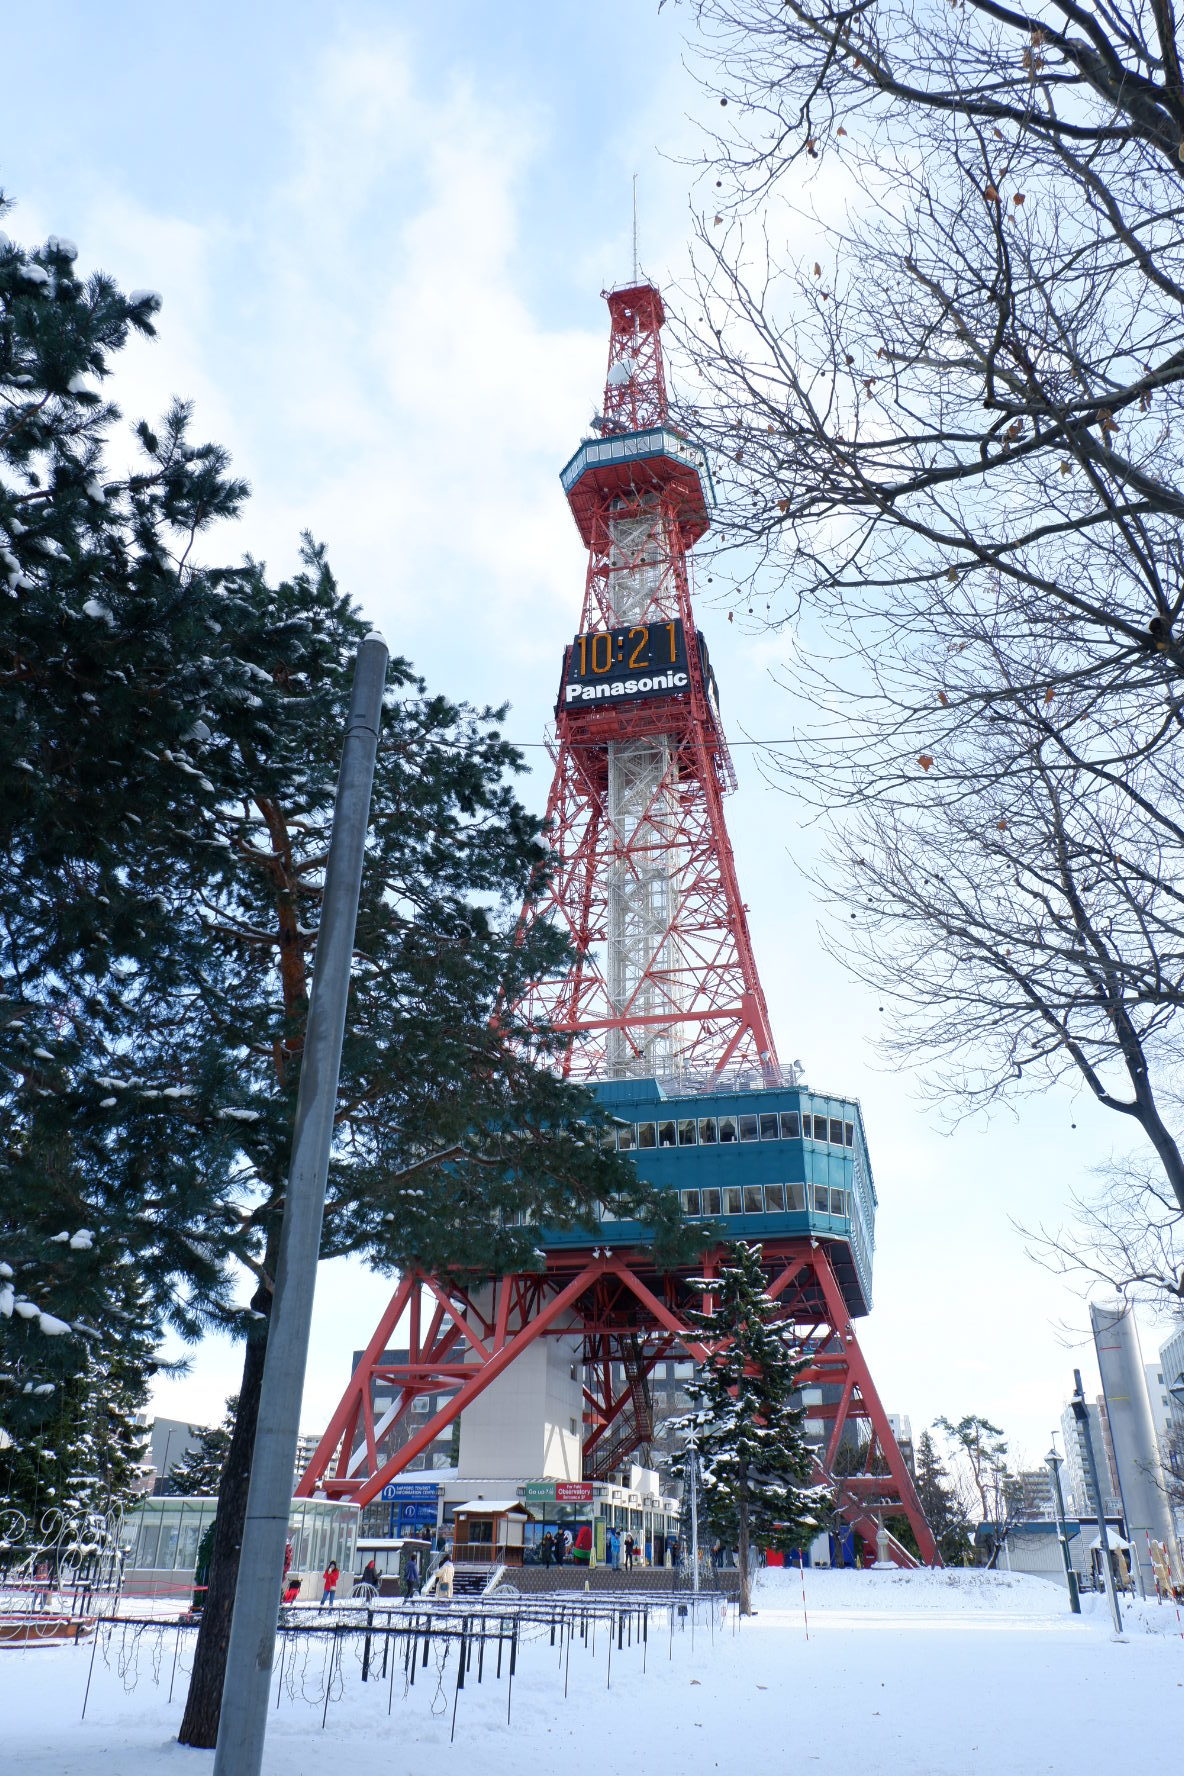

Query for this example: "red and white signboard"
[555,1481,593,1503]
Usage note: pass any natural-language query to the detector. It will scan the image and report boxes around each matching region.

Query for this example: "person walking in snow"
[554,1527,569,1565]
[540,1531,555,1567]
[624,1533,636,1571]
[320,1561,340,1607]
[403,1552,419,1600]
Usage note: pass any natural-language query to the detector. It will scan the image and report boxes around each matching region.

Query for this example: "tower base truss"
[296,1244,937,1567]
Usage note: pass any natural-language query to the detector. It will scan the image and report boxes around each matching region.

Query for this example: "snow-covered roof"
[452,1500,531,1516]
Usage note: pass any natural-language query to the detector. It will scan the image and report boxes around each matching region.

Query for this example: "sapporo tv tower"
[299,283,936,1565]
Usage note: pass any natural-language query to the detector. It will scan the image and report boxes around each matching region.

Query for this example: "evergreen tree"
[0,198,687,1736]
[164,1398,237,1497]
[178,544,685,1745]
[914,1429,973,1567]
[671,1243,830,1615]
[0,1250,153,1552]
[936,1415,1011,1567]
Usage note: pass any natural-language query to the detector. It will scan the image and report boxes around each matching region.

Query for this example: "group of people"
[282,1550,423,1609]
[537,1526,640,1568]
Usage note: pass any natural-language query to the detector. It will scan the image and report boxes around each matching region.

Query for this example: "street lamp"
[1044,1441,1080,1614]
[156,1426,179,1497]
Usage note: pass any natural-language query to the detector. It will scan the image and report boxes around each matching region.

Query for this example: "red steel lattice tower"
[297,285,936,1567]
[511,283,777,1083]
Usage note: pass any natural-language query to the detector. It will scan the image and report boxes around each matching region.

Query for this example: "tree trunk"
[737,1476,752,1616]
[177,1279,271,1749]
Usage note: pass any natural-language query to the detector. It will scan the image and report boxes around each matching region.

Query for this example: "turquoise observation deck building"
[542,1076,877,1321]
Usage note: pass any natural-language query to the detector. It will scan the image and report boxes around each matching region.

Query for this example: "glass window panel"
[743,1186,764,1213]
[844,1121,855,1147]
[764,1184,786,1211]
[830,1189,847,1215]
[759,1113,779,1141]
[698,1118,718,1145]
[678,1119,698,1146]
[813,1186,830,1214]
[813,1115,829,1142]
[135,1514,162,1569]
[637,1123,657,1149]
[657,1120,677,1148]
[786,1184,806,1211]
[718,1116,738,1143]
[780,1112,801,1139]
[701,1188,722,1216]
[724,1187,743,1215]
[682,1190,702,1216]
[617,1126,636,1151]
[829,1118,844,1145]
[738,1114,759,1142]
[177,1520,201,1573]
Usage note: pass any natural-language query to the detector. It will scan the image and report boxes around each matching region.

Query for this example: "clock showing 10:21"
[561,618,692,709]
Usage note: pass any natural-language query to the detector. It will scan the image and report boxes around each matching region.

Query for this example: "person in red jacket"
[320,1561,340,1607]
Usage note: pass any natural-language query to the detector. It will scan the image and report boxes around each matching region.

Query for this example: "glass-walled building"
[122,1495,359,1600]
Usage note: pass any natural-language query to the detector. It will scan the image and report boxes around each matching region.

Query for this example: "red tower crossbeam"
[295,1239,936,1566]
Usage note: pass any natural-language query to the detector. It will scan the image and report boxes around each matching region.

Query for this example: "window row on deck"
[613,1110,855,1152]
[673,1183,851,1220]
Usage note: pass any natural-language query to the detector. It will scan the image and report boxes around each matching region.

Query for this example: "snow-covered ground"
[2,1568,1181,1775]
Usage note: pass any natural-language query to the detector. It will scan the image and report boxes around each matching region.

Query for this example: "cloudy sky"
[5,0,1173,1466]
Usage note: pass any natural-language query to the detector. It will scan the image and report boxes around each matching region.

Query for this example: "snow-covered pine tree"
[0,197,686,1734]
[671,1242,830,1615]
[0,1249,153,1558]
[165,1399,236,1497]
[0,192,286,1455]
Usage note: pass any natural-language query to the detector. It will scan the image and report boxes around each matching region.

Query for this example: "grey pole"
[1069,1368,1123,1638]
[688,1435,700,1594]
[1044,1443,1081,1614]
[212,634,388,1776]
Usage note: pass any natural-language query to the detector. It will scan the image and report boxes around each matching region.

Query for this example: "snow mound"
[757,1565,1069,1615]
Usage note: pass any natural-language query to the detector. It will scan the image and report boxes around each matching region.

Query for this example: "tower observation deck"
[298,283,936,1566]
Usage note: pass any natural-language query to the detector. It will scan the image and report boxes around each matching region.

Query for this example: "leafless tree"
[799,669,1184,1208]
[1022,1156,1184,1302]
[666,0,1184,1231]
[672,0,1184,723]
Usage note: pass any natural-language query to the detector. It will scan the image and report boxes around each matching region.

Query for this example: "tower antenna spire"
[632,174,639,283]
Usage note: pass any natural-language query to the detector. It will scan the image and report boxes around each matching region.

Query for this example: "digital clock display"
[561,618,691,708]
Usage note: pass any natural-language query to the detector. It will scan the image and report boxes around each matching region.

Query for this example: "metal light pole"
[1069,1368,1123,1637]
[212,634,388,1776]
[1045,1440,1080,1614]
[687,1432,701,1594]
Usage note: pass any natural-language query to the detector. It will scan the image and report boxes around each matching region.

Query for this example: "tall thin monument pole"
[212,633,388,1776]
[1070,1368,1123,1638]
